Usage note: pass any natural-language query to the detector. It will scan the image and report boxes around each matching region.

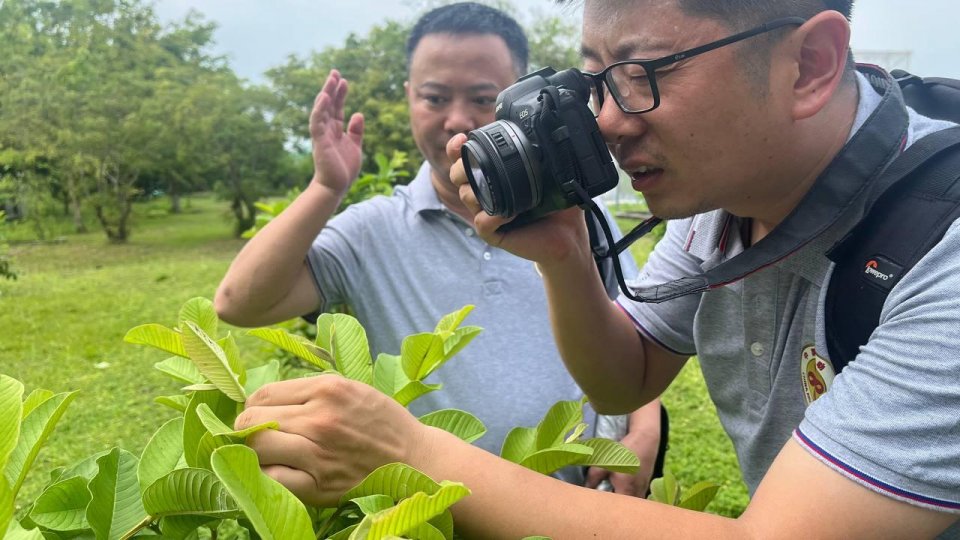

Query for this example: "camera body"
[461,67,619,228]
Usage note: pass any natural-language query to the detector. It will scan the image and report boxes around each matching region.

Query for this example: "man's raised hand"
[310,69,365,196]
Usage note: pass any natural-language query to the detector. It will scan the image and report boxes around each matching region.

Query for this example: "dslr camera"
[461,67,620,229]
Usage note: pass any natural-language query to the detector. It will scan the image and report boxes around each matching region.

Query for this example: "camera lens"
[461,120,540,217]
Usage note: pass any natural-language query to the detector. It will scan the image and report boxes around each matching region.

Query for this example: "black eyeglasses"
[582,17,806,116]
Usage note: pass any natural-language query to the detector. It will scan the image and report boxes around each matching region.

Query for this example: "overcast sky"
[152,0,960,82]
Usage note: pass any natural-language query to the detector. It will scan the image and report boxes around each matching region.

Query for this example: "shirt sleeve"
[616,218,702,356]
[797,219,960,515]
[305,201,373,313]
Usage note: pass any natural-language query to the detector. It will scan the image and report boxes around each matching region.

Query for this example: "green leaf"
[155,394,190,412]
[535,397,587,451]
[0,375,24,469]
[440,326,482,360]
[429,510,454,540]
[217,333,247,386]
[182,391,240,469]
[519,443,594,475]
[139,418,185,494]
[400,333,445,381]
[648,470,680,506]
[393,381,441,408]
[432,305,474,338]
[316,313,373,384]
[178,297,218,338]
[350,494,394,515]
[210,445,315,540]
[1,476,13,539]
[180,321,246,402]
[20,389,53,419]
[678,481,721,512]
[28,476,91,531]
[372,354,440,406]
[51,450,111,485]
[4,391,78,498]
[340,463,441,505]
[85,448,148,540]
[124,324,188,357]
[577,438,641,474]
[160,514,217,538]
[348,482,470,540]
[4,519,44,539]
[142,468,239,519]
[193,404,276,470]
[500,426,537,464]
[195,433,232,471]
[244,360,281,395]
[246,328,333,371]
[417,409,486,444]
[564,423,589,444]
[154,356,205,385]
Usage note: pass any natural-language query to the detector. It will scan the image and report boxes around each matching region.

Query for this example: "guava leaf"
[519,443,594,475]
[440,326,482,360]
[20,389,53,419]
[678,481,721,512]
[0,375,24,469]
[195,403,277,439]
[348,482,470,540]
[182,391,240,469]
[86,448,148,540]
[124,323,188,357]
[1,476,13,539]
[535,397,587,451]
[500,426,537,464]
[28,475,91,531]
[246,328,333,371]
[417,409,486,444]
[340,463,441,505]
[160,514,217,538]
[4,519,44,539]
[244,360,281,395]
[4,390,77,498]
[372,353,407,396]
[142,468,239,519]
[563,422,589,444]
[178,297,218,338]
[217,333,247,385]
[316,313,373,384]
[648,470,680,506]
[139,417,185,494]
[576,438,640,473]
[350,494,394,515]
[154,395,190,412]
[210,445,315,540]
[393,381,441,407]
[400,333,445,381]
[154,356,205,385]
[180,321,246,402]
[433,305,474,338]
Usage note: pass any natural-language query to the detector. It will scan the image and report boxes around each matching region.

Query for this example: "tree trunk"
[66,174,88,234]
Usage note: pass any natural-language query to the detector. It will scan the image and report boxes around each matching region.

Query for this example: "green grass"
[1,198,749,518]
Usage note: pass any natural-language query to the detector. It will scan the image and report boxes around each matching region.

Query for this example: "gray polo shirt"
[618,72,960,532]
[307,163,638,461]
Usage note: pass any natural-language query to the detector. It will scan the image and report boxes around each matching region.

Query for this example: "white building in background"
[853,49,913,73]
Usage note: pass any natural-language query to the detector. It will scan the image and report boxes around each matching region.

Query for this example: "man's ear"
[788,10,852,120]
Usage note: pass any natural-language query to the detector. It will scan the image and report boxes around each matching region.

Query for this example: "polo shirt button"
[750,342,764,357]
[465,228,474,236]
[483,252,492,261]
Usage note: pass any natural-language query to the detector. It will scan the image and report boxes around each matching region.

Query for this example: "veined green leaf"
[432,305,474,338]
[155,356,205,385]
[246,328,333,371]
[316,313,373,384]
[440,326,482,360]
[183,391,240,469]
[195,432,232,471]
[181,321,246,402]
[244,360,281,395]
[28,476,91,531]
[340,463,441,505]
[372,354,406,396]
[139,418,185,494]
[1,476,13,539]
[194,404,275,470]
[678,481,721,512]
[160,514,217,539]
[393,381,441,407]
[182,383,219,392]
[50,450,111,485]
[142,468,239,519]
[4,391,77,498]
[564,422,589,444]
[154,395,190,412]
[20,389,53,419]
[430,510,454,540]
[350,494,394,515]
[519,443,594,475]
[217,333,247,386]
[400,333,445,381]
[348,482,470,540]
[124,324,188,357]
[500,426,537,464]
[648,470,680,506]
[0,375,24,469]
[210,445,314,540]
[178,297,218,338]
[327,523,359,540]
[400,522,445,540]
[535,397,587,451]
[4,518,44,539]
[418,409,486,444]
[85,448,148,540]
[577,438,640,474]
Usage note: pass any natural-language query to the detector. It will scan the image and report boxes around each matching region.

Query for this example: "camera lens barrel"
[462,120,540,217]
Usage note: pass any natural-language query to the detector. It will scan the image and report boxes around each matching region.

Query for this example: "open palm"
[310,70,365,195]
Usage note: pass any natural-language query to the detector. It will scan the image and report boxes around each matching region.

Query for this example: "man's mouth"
[629,166,664,191]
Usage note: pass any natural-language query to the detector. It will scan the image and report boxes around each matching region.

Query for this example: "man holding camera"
[235,0,960,537]
[216,2,666,496]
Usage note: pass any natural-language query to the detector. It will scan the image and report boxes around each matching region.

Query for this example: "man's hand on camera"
[310,69,365,197]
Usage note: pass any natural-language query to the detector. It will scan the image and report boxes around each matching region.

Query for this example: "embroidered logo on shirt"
[800,345,836,405]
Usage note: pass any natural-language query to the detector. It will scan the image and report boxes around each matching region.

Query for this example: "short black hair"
[406,2,529,76]
[673,0,854,28]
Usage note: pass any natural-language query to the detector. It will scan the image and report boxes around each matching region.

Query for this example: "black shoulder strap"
[825,126,960,372]
[891,69,960,124]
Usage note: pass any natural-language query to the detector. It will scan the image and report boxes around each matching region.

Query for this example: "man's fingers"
[446,133,467,163]
[347,112,365,144]
[261,464,327,507]
[610,472,640,496]
[584,466,608,489]
[332,77,350,116]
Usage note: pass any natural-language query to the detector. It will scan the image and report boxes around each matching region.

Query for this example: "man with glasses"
[237,0,960,537]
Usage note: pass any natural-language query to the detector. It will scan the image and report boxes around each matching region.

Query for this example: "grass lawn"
[1,196,748,517]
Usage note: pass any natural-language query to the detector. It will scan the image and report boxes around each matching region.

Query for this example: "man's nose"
[444,103,477,134]
[598,100,648,145]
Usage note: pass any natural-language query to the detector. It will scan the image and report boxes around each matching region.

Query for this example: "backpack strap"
[890,69,960,124]
[824,126,960,372]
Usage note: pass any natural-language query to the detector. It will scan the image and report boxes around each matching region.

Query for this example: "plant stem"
[120,515,155,540]
[315,507,344,540]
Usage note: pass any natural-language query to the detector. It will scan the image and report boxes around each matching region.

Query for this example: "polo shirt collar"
[407,161,447,214]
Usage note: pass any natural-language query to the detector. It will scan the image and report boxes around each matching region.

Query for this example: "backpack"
[824,70,960,373]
